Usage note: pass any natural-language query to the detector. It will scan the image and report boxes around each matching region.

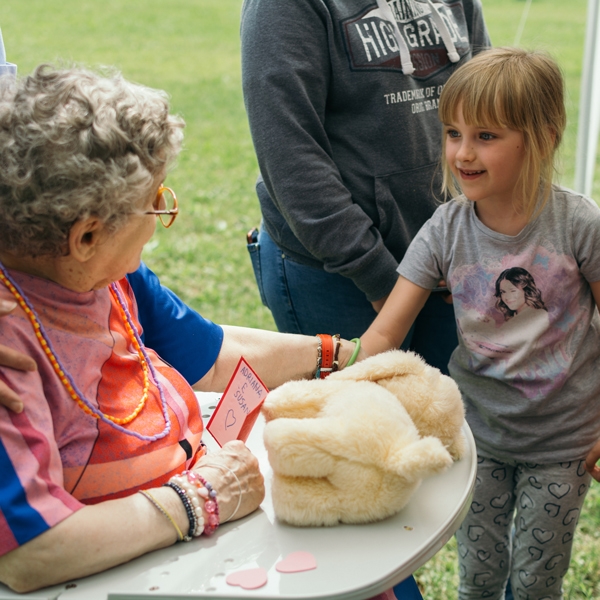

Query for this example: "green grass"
[2,0,599,329]
[1,0,271,329]
[1,0,599,596]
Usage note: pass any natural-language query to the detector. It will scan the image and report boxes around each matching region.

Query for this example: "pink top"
[0,269,204,556]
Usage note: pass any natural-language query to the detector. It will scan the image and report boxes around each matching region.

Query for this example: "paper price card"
[206,358,269,447]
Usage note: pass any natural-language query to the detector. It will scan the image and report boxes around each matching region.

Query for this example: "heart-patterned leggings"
[455,456,591,600]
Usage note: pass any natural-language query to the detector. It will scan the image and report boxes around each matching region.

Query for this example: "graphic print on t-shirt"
[342,0,469,77]
[449,246,590,399]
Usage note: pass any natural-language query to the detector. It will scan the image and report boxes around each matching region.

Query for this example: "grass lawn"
[1,0,599,597]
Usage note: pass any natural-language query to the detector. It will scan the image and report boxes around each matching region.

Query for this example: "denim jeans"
[248,228,458,374]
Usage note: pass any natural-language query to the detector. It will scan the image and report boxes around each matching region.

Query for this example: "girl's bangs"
[459,87,508,129]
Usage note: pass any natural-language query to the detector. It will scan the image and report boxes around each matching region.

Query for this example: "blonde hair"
[438,47,565,220]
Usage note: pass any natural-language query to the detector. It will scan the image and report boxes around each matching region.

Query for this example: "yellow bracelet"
[138,490,185,542]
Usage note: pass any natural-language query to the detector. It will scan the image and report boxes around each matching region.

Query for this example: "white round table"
[0,392,476,600]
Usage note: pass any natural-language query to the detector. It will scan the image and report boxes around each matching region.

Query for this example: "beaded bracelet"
[167,476,204,537]
[163,481,195,541]
[203,463,243,523]
[169,472,220,537]
[188,472,220,536]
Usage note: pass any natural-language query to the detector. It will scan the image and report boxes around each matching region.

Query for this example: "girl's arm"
[585,280,600,482]
[360,276,432,357]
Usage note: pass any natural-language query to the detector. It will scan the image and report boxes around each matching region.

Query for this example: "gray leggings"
[456,456,591,600]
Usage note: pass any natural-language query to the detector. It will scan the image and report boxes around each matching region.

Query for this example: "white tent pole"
[513,0,532,47]
[574,0,600,196]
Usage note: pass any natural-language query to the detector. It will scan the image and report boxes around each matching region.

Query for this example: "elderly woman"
[0,65,358,593]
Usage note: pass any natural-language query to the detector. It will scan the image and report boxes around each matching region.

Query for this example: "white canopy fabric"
[575,0,600,196]
[0,27,17,78]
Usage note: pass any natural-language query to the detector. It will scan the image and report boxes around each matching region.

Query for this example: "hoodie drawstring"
[425,0,460,63]
[376,0,415,75]
[376,0,460,75]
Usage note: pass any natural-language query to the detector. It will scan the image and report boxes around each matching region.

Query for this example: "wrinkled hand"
[585,439,600,482]
[193,441,265,523]
[0,300,37,413]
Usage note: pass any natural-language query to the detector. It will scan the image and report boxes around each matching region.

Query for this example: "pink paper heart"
[226,568,268,590]
[276,551,317,573]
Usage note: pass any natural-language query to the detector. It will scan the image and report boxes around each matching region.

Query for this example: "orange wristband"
[316,334,341,378]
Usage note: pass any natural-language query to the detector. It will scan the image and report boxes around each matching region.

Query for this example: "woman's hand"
[585,439,600,482]
[0,300,37,413]
[193,441,265,522]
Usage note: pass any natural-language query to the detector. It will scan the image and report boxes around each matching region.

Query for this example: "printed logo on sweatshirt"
[342,0,469,78]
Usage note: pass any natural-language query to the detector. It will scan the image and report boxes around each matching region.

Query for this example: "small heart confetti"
[276,551,317,573]
[226,568,268,590]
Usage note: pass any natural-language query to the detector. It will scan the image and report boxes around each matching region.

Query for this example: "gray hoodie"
[241,0,490,301]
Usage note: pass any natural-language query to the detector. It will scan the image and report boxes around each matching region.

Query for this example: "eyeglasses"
[145,185,179,228]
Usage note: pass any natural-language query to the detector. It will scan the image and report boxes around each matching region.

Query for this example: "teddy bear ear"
[386,436,453,482]
[331,350,427,382]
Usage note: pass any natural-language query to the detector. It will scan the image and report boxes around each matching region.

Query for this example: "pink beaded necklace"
[0,263,171,441]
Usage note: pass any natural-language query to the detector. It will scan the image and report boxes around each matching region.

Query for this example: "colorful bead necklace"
[0,263,171,441]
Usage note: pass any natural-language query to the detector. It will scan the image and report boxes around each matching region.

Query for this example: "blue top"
[127,262,224,385]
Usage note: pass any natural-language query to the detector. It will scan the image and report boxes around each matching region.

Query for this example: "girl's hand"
[193,441,265,522]
[0,300,38,413]
[585,439,600,482]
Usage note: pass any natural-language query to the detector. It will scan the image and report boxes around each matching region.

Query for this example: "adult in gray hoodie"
[242,0,490,373]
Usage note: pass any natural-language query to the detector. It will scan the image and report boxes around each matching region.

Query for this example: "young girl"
[361,47,600,600]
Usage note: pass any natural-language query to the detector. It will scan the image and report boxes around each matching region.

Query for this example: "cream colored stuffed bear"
[263,374,456,526]
[329,350,466,459]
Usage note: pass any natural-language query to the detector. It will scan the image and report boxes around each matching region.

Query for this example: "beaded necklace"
[0,263,171,441]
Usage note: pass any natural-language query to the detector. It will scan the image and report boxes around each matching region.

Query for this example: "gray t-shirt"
[399,186,600,463]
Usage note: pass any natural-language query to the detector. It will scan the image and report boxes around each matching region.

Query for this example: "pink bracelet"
[183,470,220,536]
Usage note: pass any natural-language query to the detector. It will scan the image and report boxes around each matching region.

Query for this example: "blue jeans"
[248,228,457,374]
[367,576,423,599]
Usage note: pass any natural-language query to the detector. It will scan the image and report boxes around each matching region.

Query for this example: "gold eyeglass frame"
[146,185,179,228]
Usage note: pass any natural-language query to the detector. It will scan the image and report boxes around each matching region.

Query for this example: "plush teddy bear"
[262,350,465,526]
[329,350,466,459]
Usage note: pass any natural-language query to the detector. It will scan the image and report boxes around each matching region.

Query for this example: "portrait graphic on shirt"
[450,247,590,399]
